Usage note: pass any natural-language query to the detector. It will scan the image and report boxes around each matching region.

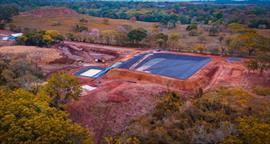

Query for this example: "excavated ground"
[65,43,259,143]
[1,40,260,143]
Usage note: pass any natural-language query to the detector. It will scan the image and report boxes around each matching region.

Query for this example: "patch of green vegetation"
[123,88,270,144]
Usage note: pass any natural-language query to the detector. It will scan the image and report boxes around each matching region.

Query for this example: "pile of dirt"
[21,7,79,17]
[0,46,62,64]
[66,81,169,143]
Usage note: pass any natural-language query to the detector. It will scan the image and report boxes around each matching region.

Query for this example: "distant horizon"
[83,0,270,1]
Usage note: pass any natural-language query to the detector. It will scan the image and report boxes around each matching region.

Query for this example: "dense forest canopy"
[1,0,270,28]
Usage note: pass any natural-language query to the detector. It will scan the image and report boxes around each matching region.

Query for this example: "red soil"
[66,81,170,143]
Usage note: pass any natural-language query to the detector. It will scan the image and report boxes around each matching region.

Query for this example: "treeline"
[67,2,270,29]
[1,1,270,29]
[0,4,19,29]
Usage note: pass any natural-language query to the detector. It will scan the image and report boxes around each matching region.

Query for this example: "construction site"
[1,39,268,142]
[53,41,250,142]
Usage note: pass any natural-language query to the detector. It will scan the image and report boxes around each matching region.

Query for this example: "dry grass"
[0,46,62,64]
[12,14,156,35]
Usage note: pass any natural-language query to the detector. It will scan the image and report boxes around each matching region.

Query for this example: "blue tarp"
[119,53,148,68]
[120,53,211,80]
[227,57,242,63]
[75,62,123,78]
[75,66,105,78]
[76,53,211,80]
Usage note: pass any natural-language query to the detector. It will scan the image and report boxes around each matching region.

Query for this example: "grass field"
[11,13,156,35]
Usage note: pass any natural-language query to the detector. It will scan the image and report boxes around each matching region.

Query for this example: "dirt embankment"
[57,43,119,65]
[67,80,171,143]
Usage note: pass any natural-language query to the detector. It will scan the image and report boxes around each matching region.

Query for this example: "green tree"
[44,71,81,108]
[237,117,270,144]
[186,22,198,31]
[127,28,147,45]
[193,44,205,53]
[168,33,180,49]
[17,30,63,47]
[228,32,259,56]
[244,59,259,73]
[155,33,168,48]
[74,23,88,32]
[0,88,92,144]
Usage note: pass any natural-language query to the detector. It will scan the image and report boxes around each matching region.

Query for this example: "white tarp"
[2,37,9,41]
[80,69,102,77]
[11,33,23,37]
[81,85,96,91]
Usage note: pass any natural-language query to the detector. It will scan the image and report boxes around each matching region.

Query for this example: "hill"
[11,7,155,35]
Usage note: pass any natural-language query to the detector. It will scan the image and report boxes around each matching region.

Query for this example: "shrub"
[251,86,270,97]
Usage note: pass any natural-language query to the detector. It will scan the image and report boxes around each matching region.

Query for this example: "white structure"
[11,33,23,37]
[80,69,102,77]
[81,85,96,91]
[1,33,23,41]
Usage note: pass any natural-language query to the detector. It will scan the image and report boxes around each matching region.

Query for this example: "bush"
[251,86,270,97]
[73,23,88,32]
[16,30,63,47]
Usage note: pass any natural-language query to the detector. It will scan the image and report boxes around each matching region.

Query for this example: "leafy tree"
[17,30,63,47]
[45,30,64,41]
[244,59,259,73]
[74,23,88,32]
[228,32,259,56]
[186,22,198,31]
[168,33,180,49]
[241,35,270,74]
[44,71,81,108]
[236,117,270,144]
[0,88,92,144]
[127,28,147,45]
[155,33,168,48]
[100,30,126,45]
[193,44,205,53]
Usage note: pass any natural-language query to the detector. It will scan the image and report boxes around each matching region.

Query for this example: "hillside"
[11,7,155,34]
